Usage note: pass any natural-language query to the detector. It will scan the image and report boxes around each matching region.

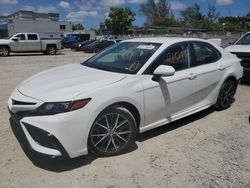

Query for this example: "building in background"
[0,10,73,39]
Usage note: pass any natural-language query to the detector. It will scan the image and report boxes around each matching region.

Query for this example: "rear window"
[27,34,38,40]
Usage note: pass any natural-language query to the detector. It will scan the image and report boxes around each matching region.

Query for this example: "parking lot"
[0,49,250,188]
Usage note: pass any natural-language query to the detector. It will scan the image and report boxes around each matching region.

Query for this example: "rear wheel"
[214,79,236,110]
[46,45,56,55]
[0,46,10,57]
[88,106,136,157]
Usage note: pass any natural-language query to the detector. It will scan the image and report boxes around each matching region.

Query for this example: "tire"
[214,78,236,110]
[88,106,137,157]
[0,46,10,57]
[94,48,99,53]
[46,45,56,55]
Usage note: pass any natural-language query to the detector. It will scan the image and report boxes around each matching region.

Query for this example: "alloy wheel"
[220,80,236,108]
[0,47,9,56]
[90,113,132,153]
[48,47,56,55]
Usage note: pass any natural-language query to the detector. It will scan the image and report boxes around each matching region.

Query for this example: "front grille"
[12,99,36,106]
[9,110,34,123]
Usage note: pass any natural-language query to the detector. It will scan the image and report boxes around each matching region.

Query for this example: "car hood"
[17,63,126,102]
[0,39,10,44]
[225,45,250,53]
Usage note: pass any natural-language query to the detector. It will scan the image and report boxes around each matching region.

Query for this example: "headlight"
[32,98,91,115]
[78,44,82,47]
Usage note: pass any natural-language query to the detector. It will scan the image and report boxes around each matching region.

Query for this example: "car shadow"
[25,142,138,172]
[137,107,215,142]
[9,53,64,57]
[10,107,215,172]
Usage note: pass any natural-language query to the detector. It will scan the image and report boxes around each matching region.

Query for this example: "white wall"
[8,19,72,38]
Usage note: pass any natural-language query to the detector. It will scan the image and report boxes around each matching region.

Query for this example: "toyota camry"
[8,38,243,159]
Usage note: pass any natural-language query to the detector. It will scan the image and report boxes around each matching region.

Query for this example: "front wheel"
[46,46,56,55]
[0,46,10,57]
[93,48,99,53]
[214,79,236,110]
[88,106,137,157]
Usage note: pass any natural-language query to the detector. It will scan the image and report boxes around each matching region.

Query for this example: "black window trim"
[143,41,191,75]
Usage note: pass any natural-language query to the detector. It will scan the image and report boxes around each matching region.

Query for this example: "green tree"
[140,0,173,26]
[180,3,219,30]
[72,23,84,31]
[180,3,205,28]
[102,7,135,35]
[218,16,248,32]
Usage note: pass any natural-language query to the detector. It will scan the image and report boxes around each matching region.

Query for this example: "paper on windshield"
[137,45,155,50]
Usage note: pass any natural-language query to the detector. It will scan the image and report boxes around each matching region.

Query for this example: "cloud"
[66,10,99,22]
[37,5,57,13]
[0,0,18,5]
[58,1,71,10]
[21,5,35,11]
[169,1,187,10]
[100,0,125,7]
[216,0,234,6]
[127,0,145,3]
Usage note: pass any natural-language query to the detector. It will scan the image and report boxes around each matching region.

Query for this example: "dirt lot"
[0,49,250,188]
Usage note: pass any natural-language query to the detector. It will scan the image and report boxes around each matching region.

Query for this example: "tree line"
[99,0,250,35]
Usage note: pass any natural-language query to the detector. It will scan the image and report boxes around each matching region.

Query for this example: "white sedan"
[8,38,243,159]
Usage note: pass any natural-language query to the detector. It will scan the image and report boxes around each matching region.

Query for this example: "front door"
[141,42,198,127]
[11,34,29,52]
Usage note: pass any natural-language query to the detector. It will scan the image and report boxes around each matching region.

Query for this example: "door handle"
[189,73,197,80]
[219,65,225,71]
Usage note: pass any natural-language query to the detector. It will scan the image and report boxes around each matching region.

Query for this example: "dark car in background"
[71,40,95,51]
[62,34,90,48]
[82,40,117,53]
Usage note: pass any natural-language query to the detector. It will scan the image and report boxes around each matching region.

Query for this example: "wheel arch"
[46,44,56,49]
[92,101,142,134]
[0,45,11,51]
[224,74,238,89]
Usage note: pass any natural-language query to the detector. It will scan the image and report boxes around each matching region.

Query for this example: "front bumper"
[8,90,91,159]
[9,110,70,159]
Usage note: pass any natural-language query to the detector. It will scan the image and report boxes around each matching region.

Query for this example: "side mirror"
[12,37,19,42]
[152,65,175,82]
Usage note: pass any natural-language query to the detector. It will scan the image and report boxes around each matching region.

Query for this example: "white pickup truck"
[225,32,250,82]
[0,33,62,57]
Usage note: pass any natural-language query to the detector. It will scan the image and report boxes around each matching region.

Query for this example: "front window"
[236,33,250,45]
[83,42,161,74]
[16,34,25,40]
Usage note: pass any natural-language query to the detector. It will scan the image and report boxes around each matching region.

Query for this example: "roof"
[124,37,207,44]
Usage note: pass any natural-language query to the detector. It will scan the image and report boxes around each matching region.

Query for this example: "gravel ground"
[0,49,250,188]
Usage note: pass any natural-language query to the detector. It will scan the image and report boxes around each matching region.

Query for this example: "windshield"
[83,42,161,74]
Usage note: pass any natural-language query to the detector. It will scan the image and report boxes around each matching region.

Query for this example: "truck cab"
[0,33,62,56]
[10,33,42,52]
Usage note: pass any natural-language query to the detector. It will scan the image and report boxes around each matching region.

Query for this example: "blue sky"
[0,0,249,29]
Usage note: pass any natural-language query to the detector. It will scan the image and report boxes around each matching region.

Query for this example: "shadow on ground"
[138,107,215,142]
[8,53,64,57]
[10,107,215,172]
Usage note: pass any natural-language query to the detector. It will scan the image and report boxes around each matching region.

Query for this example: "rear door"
[188,41,223,106]
[27,34,41,51]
